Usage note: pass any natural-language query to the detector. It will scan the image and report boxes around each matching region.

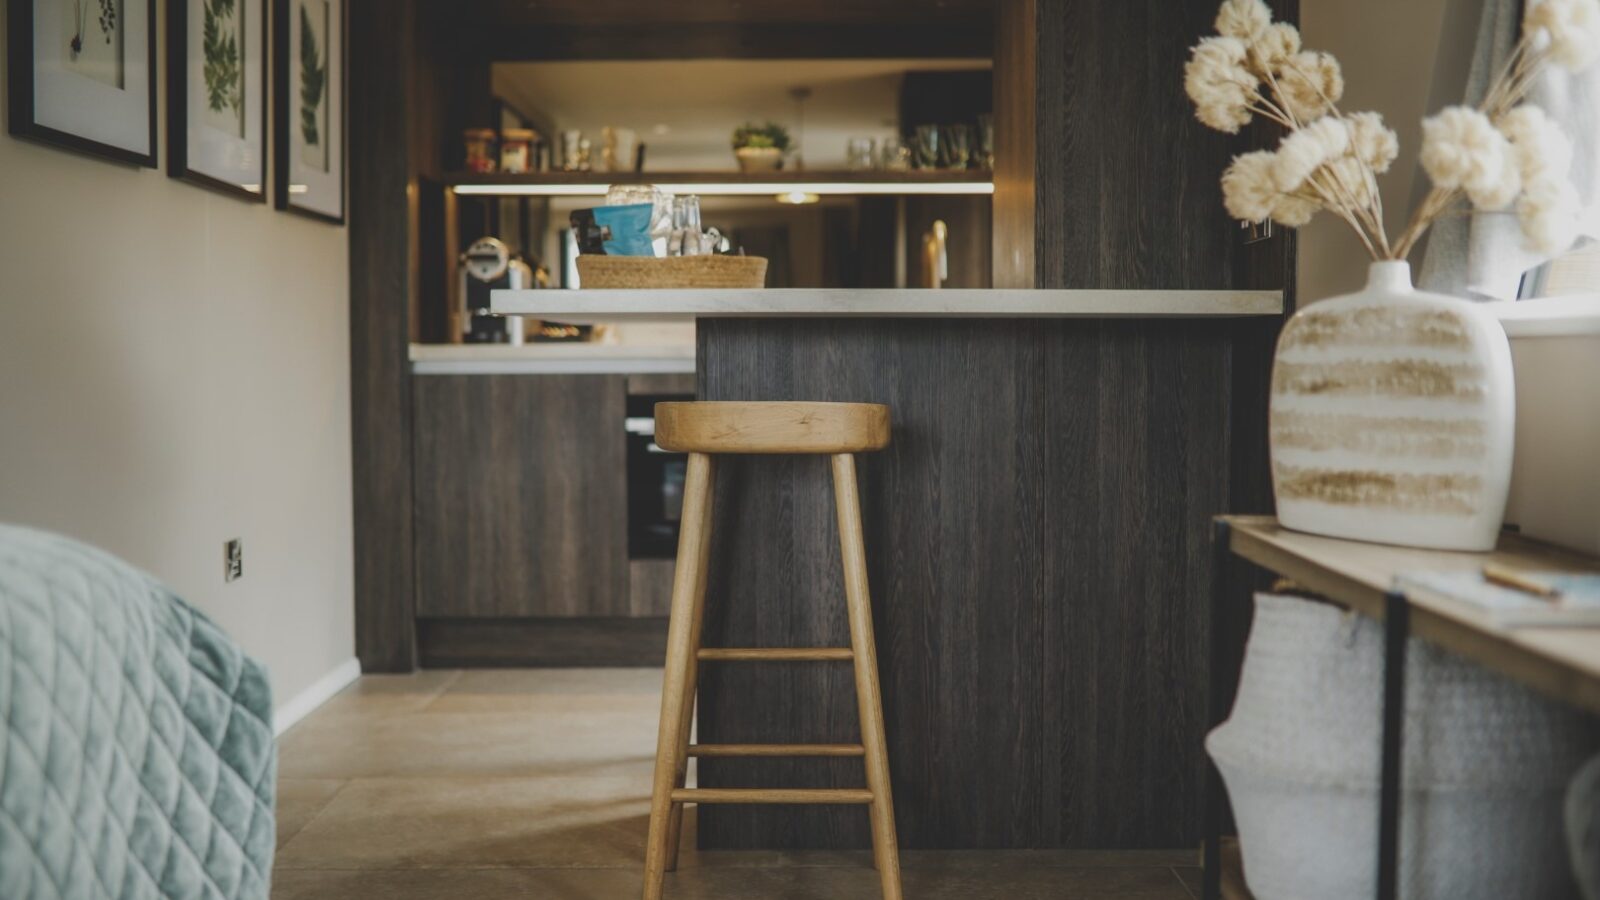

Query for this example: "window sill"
[1494,294,1600,337]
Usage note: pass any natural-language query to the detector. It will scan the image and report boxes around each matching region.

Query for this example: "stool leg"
[831,453,903,900]
[664,457,717,872]
[644,452,716,900]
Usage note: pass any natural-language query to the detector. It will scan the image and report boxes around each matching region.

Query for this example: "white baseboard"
[273,657,362,737]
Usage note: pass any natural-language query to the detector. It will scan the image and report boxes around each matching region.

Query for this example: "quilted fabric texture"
[0,525,276,900]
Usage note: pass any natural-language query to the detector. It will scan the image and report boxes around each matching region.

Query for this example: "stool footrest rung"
[687,743,866,758]
[670,788,875,805]
[697,647,853,661]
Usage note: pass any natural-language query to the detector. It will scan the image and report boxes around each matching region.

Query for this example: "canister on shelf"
[500,128,535,174]
[463,128,497,173]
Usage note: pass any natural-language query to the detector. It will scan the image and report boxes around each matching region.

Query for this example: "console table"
[1206,515,1600,900]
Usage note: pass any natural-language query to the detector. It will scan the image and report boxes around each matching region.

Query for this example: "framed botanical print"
[6,0,159,166]
[167,0,266,200]
[274,0,343,222]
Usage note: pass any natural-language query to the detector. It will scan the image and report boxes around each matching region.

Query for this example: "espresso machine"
[458,236,535,344]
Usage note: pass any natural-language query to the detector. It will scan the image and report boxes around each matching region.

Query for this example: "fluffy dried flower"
[1497,105,1575,185]
[1525,0,1600,71]
[1518,179,1581,253]
[1327,155,1376,207]
[1276,51,1344,122]
[1223,150,1324,227]
[1498,105,1580,252]
[1420,106,1520,208]
[1270,193,1320,227]
[1251,22,1302,68]
[1222,151,1279,221]
[1345,111,1399,173]
[1473,153,1523,209]
[1216,0,1273,40]
[1272,116,1349,192]
[1186,37,1259,133]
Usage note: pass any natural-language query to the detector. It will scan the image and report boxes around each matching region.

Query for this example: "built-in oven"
[626,393,692,559]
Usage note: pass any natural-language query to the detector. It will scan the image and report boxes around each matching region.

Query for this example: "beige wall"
[0,3,354,716]
[1298,0,1479,299]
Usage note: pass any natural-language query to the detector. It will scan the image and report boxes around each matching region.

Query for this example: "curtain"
[1418,0,1600,300]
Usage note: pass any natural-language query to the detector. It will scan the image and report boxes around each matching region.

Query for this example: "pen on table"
[1482,563,1563,600]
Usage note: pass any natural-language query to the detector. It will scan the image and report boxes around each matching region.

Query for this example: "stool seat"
[654,401,890,454]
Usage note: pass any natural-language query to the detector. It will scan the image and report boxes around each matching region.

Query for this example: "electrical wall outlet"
[224,539,243,582]
[1241,218,1274,245]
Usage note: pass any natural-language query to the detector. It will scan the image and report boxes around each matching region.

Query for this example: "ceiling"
[493,59,992,170]
[444,0,995,27]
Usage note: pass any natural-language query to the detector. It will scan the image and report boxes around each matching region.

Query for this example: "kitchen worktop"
[409,335,694,375]
[490,287,1284,321]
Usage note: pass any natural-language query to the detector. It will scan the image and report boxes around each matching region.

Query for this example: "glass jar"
[846,137,877,170]
[463,128,497,174]
[500,128,535,174]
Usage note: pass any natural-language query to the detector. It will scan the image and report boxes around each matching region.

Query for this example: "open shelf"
[447,169,994,196]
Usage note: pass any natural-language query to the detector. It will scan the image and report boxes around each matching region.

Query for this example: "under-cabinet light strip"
[451,181,995,197]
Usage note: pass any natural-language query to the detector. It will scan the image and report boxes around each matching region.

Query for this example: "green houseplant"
[731,121,791,172]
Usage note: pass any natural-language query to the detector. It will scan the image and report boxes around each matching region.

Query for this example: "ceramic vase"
[1269,261,1515,551]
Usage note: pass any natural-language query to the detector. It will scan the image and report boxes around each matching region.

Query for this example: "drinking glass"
[942,124,972,169]
[880,136,911,171]
[561,130,586,172]
[977,113,995,170]
[912,125,941,170]
[847,137,877,170]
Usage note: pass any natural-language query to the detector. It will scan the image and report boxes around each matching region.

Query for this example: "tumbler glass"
[880,136,911,171]
[912,125,941,170]
[977,113,995,170]
[846,137,877,170]
[942,124,972,169]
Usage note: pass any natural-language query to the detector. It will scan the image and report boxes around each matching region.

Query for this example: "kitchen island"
[494,287,1285,852]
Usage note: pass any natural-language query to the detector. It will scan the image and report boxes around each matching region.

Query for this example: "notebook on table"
[1394,570,1600,628]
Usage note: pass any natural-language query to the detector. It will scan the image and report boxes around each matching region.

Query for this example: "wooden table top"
[1221,515,1600,716]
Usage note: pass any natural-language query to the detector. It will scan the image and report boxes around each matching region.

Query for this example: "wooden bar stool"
[642,401,902,900]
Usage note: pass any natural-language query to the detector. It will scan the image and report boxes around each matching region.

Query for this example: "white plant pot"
[1499,297,1600,556]
[1269,261,1515,551]
[1208,594,1598,900]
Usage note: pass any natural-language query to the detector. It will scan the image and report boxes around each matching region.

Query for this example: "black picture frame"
[7,0,159,167]
[273,0,344,223]
[166,0,268,202]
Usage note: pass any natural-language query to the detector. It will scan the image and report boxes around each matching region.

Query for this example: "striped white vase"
[1270,261,1515,552]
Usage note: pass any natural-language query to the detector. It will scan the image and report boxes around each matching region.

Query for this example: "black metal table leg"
[1202,518,1231,900]
[1377,590,1409,900]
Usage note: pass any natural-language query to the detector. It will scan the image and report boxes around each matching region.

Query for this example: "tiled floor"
[273,669,1201,899]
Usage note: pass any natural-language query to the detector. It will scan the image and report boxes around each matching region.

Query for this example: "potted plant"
[732,121,791,173]
[1185,0,1598,551]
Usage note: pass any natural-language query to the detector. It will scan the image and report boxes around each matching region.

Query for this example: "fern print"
[298,4,327,149]
[202,0,243,126]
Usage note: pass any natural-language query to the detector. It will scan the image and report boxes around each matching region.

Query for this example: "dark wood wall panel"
[417,617,668,667]
[349,0,421,671]
[413,375,628,618]
[696,317,1240,849]
[1035,0,1241,291]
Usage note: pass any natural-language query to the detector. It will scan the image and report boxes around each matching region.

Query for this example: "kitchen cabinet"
[413,373,629,618]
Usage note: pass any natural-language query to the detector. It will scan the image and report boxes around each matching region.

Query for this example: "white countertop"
[410,342,694,375]
[490,288,1284,322]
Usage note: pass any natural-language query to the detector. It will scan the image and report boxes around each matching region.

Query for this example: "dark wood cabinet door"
[413,374,629,617]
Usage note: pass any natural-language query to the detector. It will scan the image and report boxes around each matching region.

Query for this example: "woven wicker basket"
[1208,593,1600,900]
[576,255,768,289]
